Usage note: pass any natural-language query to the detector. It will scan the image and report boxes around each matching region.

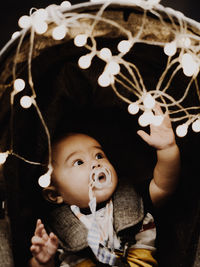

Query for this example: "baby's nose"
[91,162,101,169]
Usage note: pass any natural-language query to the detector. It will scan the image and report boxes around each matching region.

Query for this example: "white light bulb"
[128,102,139,115]
[180,53,199,77]
[14,79,25,92]
[34,21,48,34]
[138,111,154,127]
[176,124,188,137]
[18,15,32,29]
[52,25,67,40]
[0,152,8,164]
[99,48,112,60]
[180,53,194,68]
[38,165,53,188]
[20,96,32,109]
[180,37,191,48]
[105,61,120,75]
[60,1,71,8]
[152,115,164,126]
[143,93,155,109]
[11,31,20,40]
[34,9,48,21]
[78,54,92,69]
[117,40,132,53]
[181,53,192,66]
[98,73,113,87]
[164,41,177,56]
[38,172,51,188]
[183,64,198,77]
[74,34,88,47]
[192,119,200,132]
[147,0,160,4]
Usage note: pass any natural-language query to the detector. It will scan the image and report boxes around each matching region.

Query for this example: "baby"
[28,105,180,267]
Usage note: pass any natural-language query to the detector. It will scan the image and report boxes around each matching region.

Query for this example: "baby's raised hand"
[30,219,58,265]
[137,104,176,150]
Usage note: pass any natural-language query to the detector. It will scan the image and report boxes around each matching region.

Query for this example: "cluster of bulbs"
[1,0,200,187]
[164,40,199,77]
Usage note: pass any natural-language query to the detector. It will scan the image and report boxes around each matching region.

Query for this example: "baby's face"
[52,134,118,208]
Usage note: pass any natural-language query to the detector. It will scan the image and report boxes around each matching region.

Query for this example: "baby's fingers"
[41,228,49,241]
[153,103,163,115]
[35,219,49,240]
[30,244,41,254]
[31,236,45,246]
[35,219,44,237]
[153,103,172,127]
[49,232,58,246]
[137,130,151,145]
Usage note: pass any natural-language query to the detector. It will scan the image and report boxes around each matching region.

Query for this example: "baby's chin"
[95,184,117,204]
[77,185,116,208]
[76,178,118,208]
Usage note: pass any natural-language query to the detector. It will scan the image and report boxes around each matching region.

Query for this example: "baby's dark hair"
[50,119,104,150]
[52,131,78,147]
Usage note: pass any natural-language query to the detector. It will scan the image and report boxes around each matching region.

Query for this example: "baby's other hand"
[137,103,176,150]
[30,219,58,265]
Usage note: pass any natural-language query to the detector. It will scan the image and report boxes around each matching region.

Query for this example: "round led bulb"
[74,34,88,47]
[38,172,51,188]
[34,21,48,34]
[78,54,92,69]
[128,102,139,115]
[0,152,8,164]
[52,25,67,40]
[20,96,32,109]
[181,53,192,65]
[183,62,199,77]
[99,48,112,60]
[176,124,188,137]
[180,37,191,48]
[138,111,154,127]
[34,9,48,21]
[18,15,32,29]
[98,73,113,87]
[143,93,155,109]
[117,40,132,53]
[164,41,177,56]
[192,119,200,132]
[14,78,25,92]
[60,1,71,8]
[105,61,120,75]
[148,0,160,4]
[11,31,20,40]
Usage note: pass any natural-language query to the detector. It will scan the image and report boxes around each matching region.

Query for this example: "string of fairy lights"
[0,0,200,187]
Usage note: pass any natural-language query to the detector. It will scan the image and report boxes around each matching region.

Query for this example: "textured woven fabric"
[0,217,14,267]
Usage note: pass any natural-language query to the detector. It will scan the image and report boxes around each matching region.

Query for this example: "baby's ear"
[43,186,63,204]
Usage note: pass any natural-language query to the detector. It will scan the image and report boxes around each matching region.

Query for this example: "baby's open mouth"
[98,172,106,183]
[89,167,112,189]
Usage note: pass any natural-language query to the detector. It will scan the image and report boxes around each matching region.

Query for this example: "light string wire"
[27,27,52,167]
[0,0,200,186]
[69,3,200,122]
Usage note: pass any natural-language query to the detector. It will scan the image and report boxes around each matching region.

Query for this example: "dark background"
[0,0,200,50]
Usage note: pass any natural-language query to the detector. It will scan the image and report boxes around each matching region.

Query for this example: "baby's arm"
[137,104,181,207]
[28,219,58,267]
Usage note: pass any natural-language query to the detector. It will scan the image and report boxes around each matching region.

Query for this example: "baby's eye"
[95,153,104,159]
[73,160,84,166]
